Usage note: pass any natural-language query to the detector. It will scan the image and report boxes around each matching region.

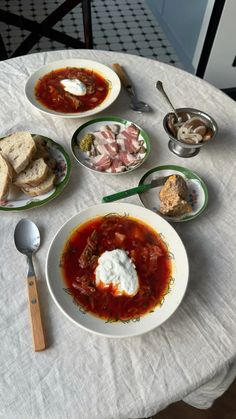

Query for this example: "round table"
[1,50,236,419]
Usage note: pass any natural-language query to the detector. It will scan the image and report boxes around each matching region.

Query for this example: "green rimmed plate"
[138,165,208,222]
[71,116,150,175]
[0,134,71,212]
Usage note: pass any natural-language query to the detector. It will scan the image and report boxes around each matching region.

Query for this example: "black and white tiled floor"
[0,0,183,68]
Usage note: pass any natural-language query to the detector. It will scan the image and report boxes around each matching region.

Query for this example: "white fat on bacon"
[99,124,120,136]
[94,138,119,158]
[90,154,111,171]
[93,131,115,144]
[119,151,138,167]
[106,159,126,173]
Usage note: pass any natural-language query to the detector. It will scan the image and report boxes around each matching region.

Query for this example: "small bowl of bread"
[163,108,218,158]
[0,131,70,211]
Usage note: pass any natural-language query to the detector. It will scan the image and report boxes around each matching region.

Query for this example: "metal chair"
[0,0,93,60]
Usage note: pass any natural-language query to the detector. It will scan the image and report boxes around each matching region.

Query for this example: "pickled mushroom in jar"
[166,113,214,144]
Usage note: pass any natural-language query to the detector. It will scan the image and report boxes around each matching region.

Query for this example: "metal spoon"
[113,63,151,113]
[156,80,179,120]
[14,219,45,352]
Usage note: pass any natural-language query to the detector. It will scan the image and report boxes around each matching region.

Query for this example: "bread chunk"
[160,174,188,201]
[21,172,56,196]
[33,135,57,170]
[33,135,51,160]
[0,131,36,173]
[14,158,49,187]
[159,174,192,217]
[0,154,13,200]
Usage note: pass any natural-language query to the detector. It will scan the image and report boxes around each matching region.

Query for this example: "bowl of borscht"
[46,203,189,337]
[25,59,121,118]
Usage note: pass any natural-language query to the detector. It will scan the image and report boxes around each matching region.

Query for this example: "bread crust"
[0,154,12,200]
[14,158,49,187]
[159,175,192,217]
[0,132,59,201]
[0,131,36,173]
[21,172,56,196]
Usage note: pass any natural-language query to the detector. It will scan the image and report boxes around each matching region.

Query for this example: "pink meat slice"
[119,151,138,167]
[126,137,141,153]
[104,142,119,158]
[93,131,115,144]
[100,124,120,136]
[117,124,141,153]
[97,125,120,141]
[95,138,119,158]
[124,124,139,138]
[90,154,112,171]
[100,130,116,141]
[120,124,139,140]
[110,159,126,173]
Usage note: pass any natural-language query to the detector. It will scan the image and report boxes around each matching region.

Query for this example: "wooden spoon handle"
[112,63,132,89]
[27,276,46,352]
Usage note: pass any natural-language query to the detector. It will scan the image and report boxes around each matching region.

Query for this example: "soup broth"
[61,215,172,321]
[35,67,109,113]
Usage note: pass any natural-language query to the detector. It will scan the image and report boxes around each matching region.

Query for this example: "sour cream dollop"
[95,249,139,297]
[60,79,87,96]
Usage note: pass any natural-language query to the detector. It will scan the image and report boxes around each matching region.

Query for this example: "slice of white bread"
[33,135,57,170]
[33,135,51,160]
[14,158,49,187]
[21,172,56,196]
[0,131,36,174]
[0,154,13,200]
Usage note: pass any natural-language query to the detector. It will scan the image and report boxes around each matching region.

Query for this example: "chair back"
[0,0,93,60]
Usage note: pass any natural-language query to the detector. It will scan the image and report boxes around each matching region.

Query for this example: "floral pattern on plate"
[139,165,208,222]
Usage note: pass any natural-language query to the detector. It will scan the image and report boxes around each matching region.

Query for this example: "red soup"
[61,215,172,321]
[35,67,109,113]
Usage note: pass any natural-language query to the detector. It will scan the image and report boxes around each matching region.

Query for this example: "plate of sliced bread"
[0,131,71,211]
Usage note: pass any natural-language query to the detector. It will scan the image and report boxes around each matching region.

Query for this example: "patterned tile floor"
[0,0,183,68]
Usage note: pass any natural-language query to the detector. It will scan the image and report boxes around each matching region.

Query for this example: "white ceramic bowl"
[25,59,121,118]
[46,203,189,337]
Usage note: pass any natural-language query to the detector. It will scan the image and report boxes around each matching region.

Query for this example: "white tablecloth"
[0,50,236,419]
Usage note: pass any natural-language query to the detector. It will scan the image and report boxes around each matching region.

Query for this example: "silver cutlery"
[156,80,179,120]
[113,63,151,113]
[14,219,45,352]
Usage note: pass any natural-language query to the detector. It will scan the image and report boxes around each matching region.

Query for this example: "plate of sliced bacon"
[71,116,150,174]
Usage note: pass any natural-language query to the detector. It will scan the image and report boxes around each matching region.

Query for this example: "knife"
[102,176,169,203]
